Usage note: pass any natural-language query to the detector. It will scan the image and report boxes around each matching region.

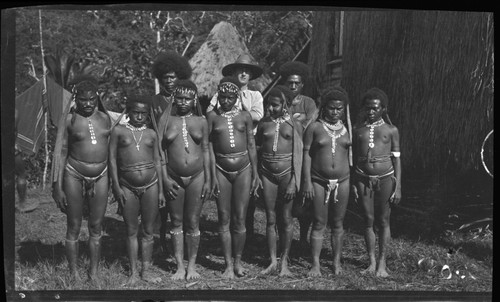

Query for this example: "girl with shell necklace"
[351,87,401,278]
[161,80,211,281]
[301,87,352,277]
[108,95,166,286]
[207,76,260,279]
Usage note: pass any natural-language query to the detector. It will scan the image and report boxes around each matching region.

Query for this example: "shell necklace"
[270,112,290,152]
[126,123,147,151]
[320,119,346,158]
[88,117,97,145]
[365,119,385,148]
[180,113,193,152]
[220,107,240,148]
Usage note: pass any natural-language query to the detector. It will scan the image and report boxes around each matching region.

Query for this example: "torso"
[259,117,294,173]
[164,115,205,177]
[353,122,394,175]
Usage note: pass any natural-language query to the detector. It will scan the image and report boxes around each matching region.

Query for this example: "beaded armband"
[391,151,401,158]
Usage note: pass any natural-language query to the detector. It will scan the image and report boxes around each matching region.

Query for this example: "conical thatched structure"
[309,10,494,175]
[189,21,271,99]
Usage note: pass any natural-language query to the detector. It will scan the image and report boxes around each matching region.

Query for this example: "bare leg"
[216,170,234,279]
[307,182,328,277]
[168,184,186,280]
[125,235,139,286]
[141,236,161,283]
[170,231,186,280]
[185,233,201,280]
[329,180,349,275]
[232,168,251,277]
[184,174,204,280]
[121,187,140,286]
[87,175,108,281]
[260,176,278,275]
[357,181,376,275]
[375,178,393,278]
[140,185,161,283]
[278,175,294,277]
[65,239,81,282]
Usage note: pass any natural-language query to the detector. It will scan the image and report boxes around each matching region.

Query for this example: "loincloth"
[311,168,349,204]
[259,152,292,184]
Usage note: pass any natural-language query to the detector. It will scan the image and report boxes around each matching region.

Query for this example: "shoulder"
[111,123,125,135]
[305,120,320,132]
[386,123,399,134]
[240,110,252,120]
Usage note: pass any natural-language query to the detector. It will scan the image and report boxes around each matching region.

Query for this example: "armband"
[391,152,401,158]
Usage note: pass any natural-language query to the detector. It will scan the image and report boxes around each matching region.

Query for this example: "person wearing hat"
[279,61,318,130]
[206,53,264,133]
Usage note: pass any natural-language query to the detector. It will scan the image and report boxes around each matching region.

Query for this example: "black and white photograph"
[2,4,493,301]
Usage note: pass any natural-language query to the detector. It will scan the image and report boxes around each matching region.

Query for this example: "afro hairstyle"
[266,85,295,105]
[151,51,192,80]
[320,86,350,106]
[362,87,388,108]
[279,61,311,82]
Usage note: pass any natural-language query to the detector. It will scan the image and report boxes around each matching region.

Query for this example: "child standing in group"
[352,87,401,278]
[109,95,165,286]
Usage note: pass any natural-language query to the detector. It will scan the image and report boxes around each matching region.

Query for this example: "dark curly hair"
[362,87,388,108]
[266,85,295,105]
[320,86,349,106]
[279,61,310,82]
[126,94,153,112]
[69,74,99,92]
[151,51,192,80]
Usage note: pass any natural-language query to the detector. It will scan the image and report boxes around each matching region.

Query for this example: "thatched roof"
[189,21,271,98]
[310,11,494,174]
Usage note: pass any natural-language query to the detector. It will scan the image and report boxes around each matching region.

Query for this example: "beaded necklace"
[126,123,147,151]
[88,117,97,145]
[365,118,385,149]
[180,113,193,151]
[219,107,240,148]
[320,119,347,158]
[270,112,290,152]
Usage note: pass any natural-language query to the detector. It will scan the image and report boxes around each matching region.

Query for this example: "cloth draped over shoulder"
[287,118,303,191]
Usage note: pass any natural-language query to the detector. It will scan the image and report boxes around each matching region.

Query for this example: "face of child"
[174,91,195,116]
[234,68,252,86]
[364,98,385,124]
[218,91,238,112]
[128,102,149,127]
[75,90,98,116]
[161,71,178,93]
[267,96,284,118]
[286,75,303,97]
[323,99,345,123]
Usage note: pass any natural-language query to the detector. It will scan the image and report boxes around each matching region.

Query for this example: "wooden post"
[39,9,49,190]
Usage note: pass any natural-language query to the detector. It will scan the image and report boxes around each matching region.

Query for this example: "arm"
[390,126,402,204]
[201,118,211,202]
[302,122,316,201]
[108,127,127,207]
[161,126,179,201]
[153,131,166,208]
[52,117,70,212]
[245,112,261,196]
[284,119,304,199]
[207,112,219,197]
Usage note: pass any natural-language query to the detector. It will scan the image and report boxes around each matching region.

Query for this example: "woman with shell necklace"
[302,87,352,277]
[161,80,211,281]
[207,76,260,279]
[255,85,304,277]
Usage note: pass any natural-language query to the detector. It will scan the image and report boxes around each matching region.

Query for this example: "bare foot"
[186,267,201,280]
[361,264,376,275]
[142,271,162,283]
[376,268,389,278]
[171,268,186,280]
[260,262,277,275]
[279,266,292,277]
[234,264,248,277]
[307,265,321,277]
[124,274,139,287]
[222,267,235,279]
[333,262,343,275]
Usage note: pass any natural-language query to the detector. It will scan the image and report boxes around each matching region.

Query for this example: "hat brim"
[222,63,263,80]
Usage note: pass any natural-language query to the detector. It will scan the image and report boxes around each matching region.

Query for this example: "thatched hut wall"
[313,10,494,174]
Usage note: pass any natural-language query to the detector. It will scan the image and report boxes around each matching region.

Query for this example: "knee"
[184,217,199,234]
[88,223,103,238]
[364,214,375,228]
[266,211,277,227]
[329,218,344,230]
[218,211,230,226]
[377,216,391,228]
[312,217,327,232]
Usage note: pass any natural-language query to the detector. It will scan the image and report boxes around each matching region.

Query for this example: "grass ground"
[11,173,492,297]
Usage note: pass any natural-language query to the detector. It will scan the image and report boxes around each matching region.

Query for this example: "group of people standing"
[50,50,401,286]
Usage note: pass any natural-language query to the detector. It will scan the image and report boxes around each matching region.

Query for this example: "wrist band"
[391,151,401,158]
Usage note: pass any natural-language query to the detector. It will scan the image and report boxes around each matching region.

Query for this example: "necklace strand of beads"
[320,119,346,158]
[270,112,290,152]
[366,119,385,148]
[181,113,193,151]
[88,118,97,145]
[126,123,147,151]
[220,108,240,148]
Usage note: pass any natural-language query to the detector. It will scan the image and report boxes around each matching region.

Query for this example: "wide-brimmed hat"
[222,54,263,80]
